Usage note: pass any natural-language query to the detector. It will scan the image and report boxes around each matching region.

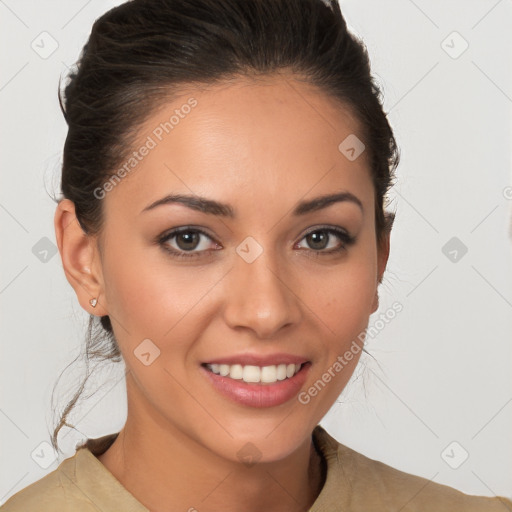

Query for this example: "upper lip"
[203,353,309,366]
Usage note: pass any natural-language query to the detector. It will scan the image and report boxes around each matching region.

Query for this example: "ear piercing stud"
[89,298,98,308]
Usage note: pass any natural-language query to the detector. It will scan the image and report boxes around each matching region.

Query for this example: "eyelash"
[157,226,356,260]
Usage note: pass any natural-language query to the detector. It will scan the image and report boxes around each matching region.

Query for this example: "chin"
[197,416,315,465]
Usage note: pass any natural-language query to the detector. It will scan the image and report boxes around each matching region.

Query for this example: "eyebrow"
[141,191,363,217]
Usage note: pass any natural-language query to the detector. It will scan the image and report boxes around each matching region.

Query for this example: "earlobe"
[54,199,107,316]
[371,291,379,314]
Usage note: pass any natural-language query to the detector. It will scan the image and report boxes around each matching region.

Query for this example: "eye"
[158,227,221,259]
[295,226,355,255]
[157,225,355,260]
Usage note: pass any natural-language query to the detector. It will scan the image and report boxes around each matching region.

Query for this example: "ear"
[371,227,391,314]
[54,199,107,316]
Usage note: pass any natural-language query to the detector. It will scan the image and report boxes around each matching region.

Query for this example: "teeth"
[206,363,302,383]
[242,365,260,383]
[229,364,243,380]
[276,364,287,381]
[261,365,276,383]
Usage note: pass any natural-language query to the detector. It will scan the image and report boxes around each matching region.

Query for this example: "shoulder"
[0,451,94,512]
[0,433,147,512]
[311,426,512,511]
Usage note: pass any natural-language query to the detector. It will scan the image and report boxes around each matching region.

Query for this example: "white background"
[1,0,511,504]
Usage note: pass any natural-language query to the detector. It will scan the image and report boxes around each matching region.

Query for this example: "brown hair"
[51,0,399,451]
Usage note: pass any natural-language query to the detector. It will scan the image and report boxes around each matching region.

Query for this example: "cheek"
[298,262,375,419]
[310,255,377,339]
[101,240,225,348]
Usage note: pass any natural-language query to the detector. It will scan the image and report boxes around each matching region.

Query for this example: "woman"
[2,0,510,510]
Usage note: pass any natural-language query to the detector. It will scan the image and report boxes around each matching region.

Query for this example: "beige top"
[1,426,510,511]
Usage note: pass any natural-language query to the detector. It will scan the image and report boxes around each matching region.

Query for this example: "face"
[67,75,389,463]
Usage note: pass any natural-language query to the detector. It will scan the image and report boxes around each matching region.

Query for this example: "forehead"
[103,75,373,217]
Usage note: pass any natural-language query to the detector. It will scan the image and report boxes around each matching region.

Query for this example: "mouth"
[200,358,311,408]
[202,362,304,385]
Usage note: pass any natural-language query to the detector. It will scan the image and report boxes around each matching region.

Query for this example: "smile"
[201,359,311,408]
[204,363,302,384]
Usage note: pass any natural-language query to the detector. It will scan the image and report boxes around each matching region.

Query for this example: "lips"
[200,354,311,408]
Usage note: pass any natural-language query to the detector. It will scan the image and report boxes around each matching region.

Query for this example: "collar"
[70,425,343,511]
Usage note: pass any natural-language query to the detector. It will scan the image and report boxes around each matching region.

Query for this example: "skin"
[55,73,390,512]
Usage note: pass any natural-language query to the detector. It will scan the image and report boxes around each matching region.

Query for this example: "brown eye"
[158,227,221,259]
[175,231,201,251]
[305,231,330,250]
[296,227,356,254]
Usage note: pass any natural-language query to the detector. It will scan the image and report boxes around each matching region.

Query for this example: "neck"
[96,379,325,512]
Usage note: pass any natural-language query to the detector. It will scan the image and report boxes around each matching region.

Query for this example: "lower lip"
[201,363,311,408]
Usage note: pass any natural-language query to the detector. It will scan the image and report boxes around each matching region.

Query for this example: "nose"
[222,248,303,339]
